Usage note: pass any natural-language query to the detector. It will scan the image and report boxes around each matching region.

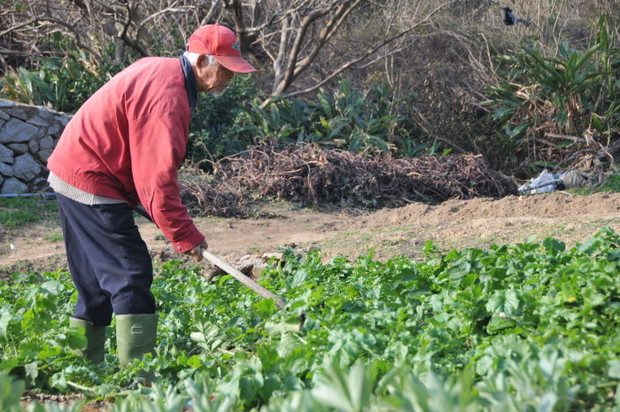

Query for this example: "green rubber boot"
[69,317,107,363]
[116,313,158,367]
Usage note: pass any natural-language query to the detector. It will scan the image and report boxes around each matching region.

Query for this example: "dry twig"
[181,143,517,217]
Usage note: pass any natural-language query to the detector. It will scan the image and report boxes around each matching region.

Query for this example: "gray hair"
[183,51,217,67]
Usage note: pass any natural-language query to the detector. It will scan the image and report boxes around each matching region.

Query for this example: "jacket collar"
[180,55,197,113]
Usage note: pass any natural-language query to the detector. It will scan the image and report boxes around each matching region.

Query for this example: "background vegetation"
[1,0,618,178]
[0,196,57,228]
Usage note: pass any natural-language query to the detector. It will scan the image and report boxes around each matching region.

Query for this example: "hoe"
[134,205,286,310]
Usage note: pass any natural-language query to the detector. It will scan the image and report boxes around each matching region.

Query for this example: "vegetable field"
[1,228,619,411]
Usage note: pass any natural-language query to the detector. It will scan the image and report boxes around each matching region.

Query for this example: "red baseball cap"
[187,24,257,73]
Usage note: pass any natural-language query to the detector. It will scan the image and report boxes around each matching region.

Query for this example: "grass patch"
[569,174,620,195]
[598,174,620,192]
[45,232,64,242]
[0,197,58,228]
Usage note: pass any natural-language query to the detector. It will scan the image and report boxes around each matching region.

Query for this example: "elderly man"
[47,24,256,366]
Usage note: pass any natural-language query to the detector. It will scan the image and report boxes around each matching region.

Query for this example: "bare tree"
[222,0,457,105]
[2,0,464,107]
[0,0,224,73]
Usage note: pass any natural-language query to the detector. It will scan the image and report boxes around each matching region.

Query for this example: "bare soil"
[1,192,619,278]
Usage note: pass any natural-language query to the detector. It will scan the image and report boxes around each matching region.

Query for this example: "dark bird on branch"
[501,7,531,27]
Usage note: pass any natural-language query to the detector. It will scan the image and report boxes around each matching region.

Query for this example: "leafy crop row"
[1,228,619,411]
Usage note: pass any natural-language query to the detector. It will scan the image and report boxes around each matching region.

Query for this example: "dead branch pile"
[180,178,247,218]
[181,144,517,217]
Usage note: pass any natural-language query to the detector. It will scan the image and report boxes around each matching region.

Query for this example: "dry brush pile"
[180,144,517,217]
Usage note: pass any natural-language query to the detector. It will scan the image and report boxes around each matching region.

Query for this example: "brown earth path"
[1,191,619,277]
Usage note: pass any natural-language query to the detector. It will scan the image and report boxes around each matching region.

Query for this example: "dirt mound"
[347,192,620,230]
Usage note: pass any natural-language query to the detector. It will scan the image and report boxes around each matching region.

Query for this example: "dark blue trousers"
[56,194,156,326]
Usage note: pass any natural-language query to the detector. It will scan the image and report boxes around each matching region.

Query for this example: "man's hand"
[186,240,209,262]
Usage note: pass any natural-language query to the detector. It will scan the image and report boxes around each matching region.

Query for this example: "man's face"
[211,64,235,96]
[196,56,235,95]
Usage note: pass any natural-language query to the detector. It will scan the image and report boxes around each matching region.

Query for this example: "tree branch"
[0,16,96,56]
[273,1,358,97]
[260,0,457,105]
[135,6,194,33]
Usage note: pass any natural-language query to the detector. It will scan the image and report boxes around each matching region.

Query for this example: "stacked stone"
[0,99,71,194]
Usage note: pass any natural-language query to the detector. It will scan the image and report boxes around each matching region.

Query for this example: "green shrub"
[187,74,258,170]
[486,15,619,175]
[187,78,425,169]
[233,79,418,156]
[0,49,124,113]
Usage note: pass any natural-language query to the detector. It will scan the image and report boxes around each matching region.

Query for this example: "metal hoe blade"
[133,204,285,310]
[201,249,286,310]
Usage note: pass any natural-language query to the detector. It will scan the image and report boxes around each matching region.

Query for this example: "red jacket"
[48,57,204,253]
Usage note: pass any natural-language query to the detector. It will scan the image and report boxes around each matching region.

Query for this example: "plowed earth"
[2,192,619,278]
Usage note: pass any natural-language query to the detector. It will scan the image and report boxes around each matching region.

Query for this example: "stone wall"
[0,99,71,194]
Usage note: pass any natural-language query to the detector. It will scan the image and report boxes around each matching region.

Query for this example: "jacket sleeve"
[128,112,205,253]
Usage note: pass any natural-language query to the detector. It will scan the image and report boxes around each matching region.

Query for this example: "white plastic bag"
[518,169,560,194]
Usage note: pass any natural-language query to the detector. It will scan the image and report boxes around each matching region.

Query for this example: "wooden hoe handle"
[201,249,286,310]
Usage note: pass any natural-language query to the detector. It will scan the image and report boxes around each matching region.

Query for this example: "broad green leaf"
[486,316,515,334]
[0,358,19,373]
[486,290,520,316]
[543,238,565,254]
[24,361,38,383]
[0,309,14,340]
[66,330,87,351]
[608,360,620,379]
